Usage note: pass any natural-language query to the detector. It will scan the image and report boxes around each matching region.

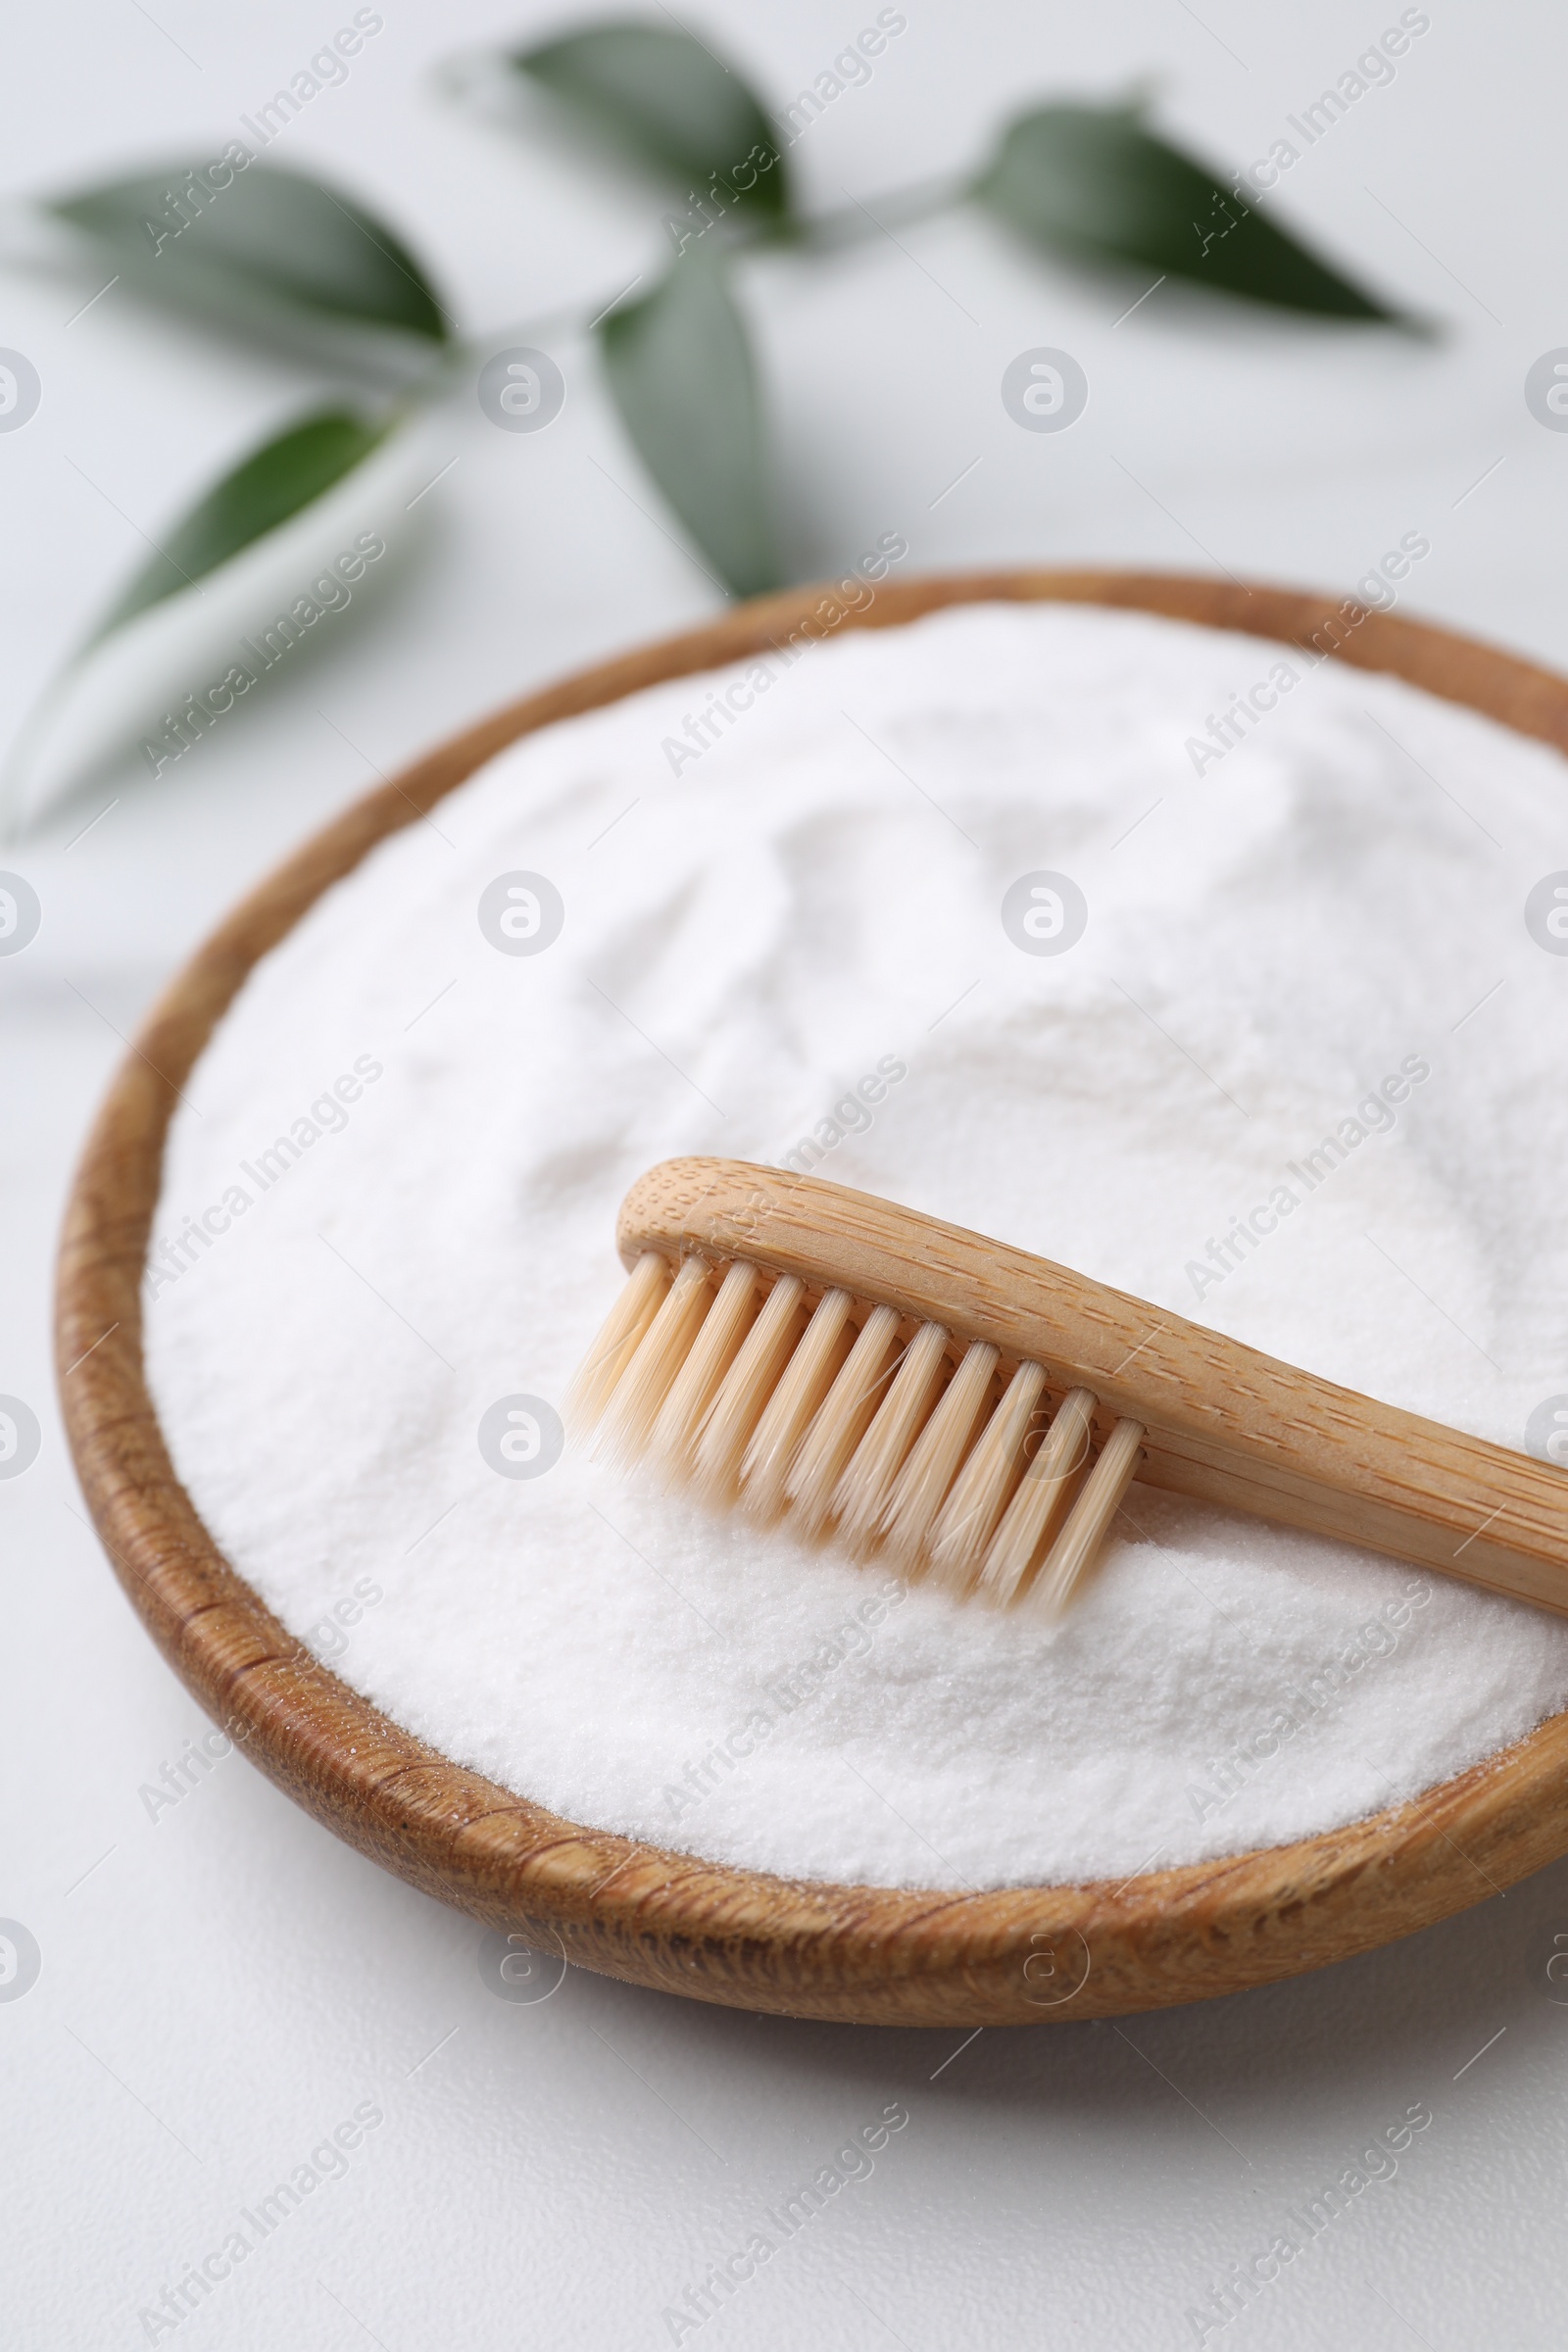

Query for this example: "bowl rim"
[55,564,1568,2028]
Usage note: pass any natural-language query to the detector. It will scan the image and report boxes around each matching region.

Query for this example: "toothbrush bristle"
[831,1320,950,1555]
[739,1288,854,1521]
[879,1340,997,1564]
[569,1252,1143,1612]
[591,1255,712,1470]
[975,1386,1096,1608]
[690,1273,806,1503]
[647,1259,759,1478]
[925,1360,1048,1596]
[784,1303,902,1538]
[564,1250,669,1434]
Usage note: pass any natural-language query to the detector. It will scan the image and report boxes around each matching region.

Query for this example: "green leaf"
[599,252,780,598]
[515,21,789,226]
[88,409,387,645]
[53,158,449,343]
[975,104,1396,319]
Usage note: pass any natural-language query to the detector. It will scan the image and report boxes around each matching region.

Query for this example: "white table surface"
[6,2,1568,2345]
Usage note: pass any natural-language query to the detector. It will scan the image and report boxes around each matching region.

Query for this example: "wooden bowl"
[57,568,1568,2027]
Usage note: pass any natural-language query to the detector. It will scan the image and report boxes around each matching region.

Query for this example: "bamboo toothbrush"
[566,1157,1568,1621]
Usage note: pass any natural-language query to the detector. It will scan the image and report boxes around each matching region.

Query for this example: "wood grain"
[55,568,1568,2027]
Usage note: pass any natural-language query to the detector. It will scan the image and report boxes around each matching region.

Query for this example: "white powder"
[145,602,1568,1890]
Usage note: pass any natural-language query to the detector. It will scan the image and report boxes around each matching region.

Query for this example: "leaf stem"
[438,171,970,385]
[780,172,973,253]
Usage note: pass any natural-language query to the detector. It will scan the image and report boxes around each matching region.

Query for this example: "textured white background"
[5,2,1568,2346]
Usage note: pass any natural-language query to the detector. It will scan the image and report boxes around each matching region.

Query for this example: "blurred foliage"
[22,14,1409,816]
